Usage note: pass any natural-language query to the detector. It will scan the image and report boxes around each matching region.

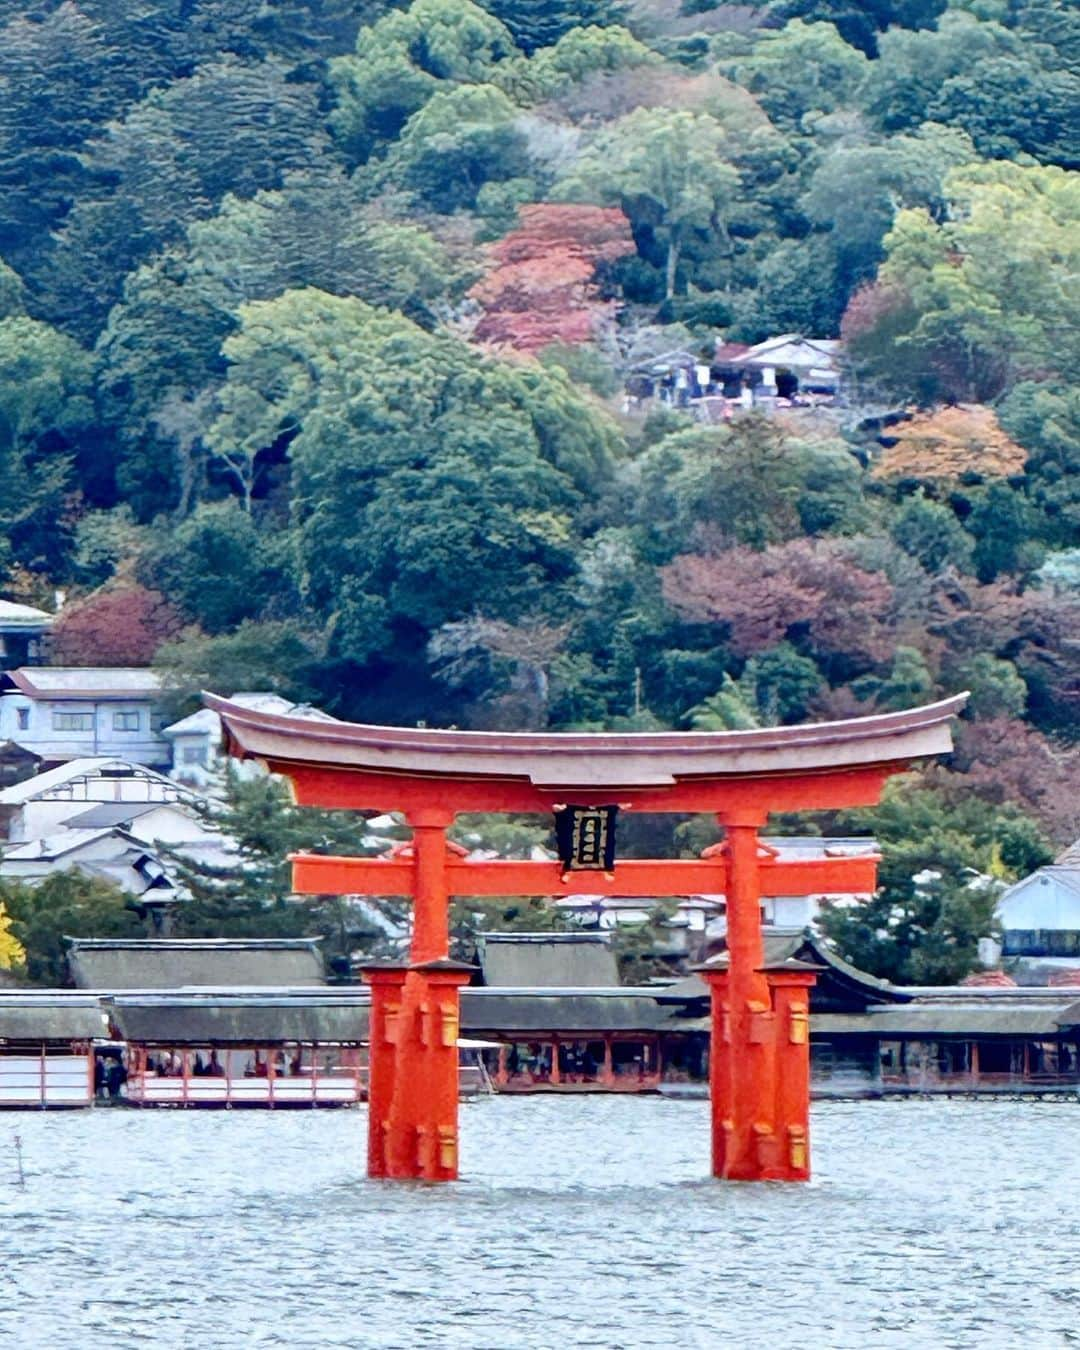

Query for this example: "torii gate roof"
[204,692,966,793]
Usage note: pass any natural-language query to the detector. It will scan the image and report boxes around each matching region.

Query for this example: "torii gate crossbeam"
[206,692,965,1186]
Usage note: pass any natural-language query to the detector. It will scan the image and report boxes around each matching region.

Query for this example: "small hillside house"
[0,758,231,923]
[0,601,52,671]
[997,839,1080,980]
[0,668,168,767]
[163,692,342,784]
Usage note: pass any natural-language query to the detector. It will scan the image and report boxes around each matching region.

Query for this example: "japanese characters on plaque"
[553,804,618,878]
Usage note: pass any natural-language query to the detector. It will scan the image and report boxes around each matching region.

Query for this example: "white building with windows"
[0,757,233,922]
[0,668,168,767]
[162,692,341,785]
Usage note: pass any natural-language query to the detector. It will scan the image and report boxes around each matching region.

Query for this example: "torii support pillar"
[764,963,819,1182]
[699,821,822,1184]
[365,811,473,1182]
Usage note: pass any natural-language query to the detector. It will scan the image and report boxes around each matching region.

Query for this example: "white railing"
[0,1054,92,1107]
[126,1067,366,1107]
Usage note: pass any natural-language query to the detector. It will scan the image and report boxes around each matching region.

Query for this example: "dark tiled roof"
[477,932,620,988]
[0,994,104,1041]
[106,994,368,1044]
[67,939,325,990]
[461,988,665,1034]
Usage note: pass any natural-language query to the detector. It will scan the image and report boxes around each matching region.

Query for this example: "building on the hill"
[0,668,168,767]
[995,837,1080,983]
[0,758,230,925]
[163,692,341,785]
[0,757,195,843]
[0,740,41,790]
[0,601,52,672]
[722,334,842,403]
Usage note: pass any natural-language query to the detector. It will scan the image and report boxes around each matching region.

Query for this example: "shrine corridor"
[2,1096,1075,1348]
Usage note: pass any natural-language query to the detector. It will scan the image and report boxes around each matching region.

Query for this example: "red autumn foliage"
[470,203,635,353]
[939,716,1080,844]
[839,279,911,345]
[50,584,184,667]
[661,539,895,665]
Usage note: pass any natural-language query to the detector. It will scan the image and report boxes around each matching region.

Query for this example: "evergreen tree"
[166,766,403,970]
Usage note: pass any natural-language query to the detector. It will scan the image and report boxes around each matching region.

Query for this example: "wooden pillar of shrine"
[715,813,780,1181]
[764,963,819,1182]
[360,962,408,1178]
[381,810,473,1181]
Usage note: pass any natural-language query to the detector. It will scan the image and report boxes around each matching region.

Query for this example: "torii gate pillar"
[363,811,472,1182]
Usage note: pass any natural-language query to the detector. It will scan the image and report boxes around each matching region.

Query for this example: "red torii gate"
[207,693,965,1185]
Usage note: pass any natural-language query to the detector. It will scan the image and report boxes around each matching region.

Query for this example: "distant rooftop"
[66,937,327,991]
[1,668,163,699]
[1055,838,1080,867]
[63,801,180,830]
[477,932,620,989]
[0,600,52,630]
[0,757,180,805]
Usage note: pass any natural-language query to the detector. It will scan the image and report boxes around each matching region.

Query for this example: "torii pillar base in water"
[207,691,966,1185]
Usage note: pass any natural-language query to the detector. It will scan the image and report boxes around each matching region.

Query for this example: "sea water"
[0,1097,1076,1349]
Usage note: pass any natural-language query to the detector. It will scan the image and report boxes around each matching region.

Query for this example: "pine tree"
[166,766,406,971]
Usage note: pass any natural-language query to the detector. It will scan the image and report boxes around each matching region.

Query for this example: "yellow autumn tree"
[0,902,26,972]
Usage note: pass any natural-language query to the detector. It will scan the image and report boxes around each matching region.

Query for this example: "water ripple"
[0,1097,1075,1348]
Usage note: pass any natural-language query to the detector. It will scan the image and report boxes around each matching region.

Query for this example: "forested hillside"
[1,0,1078,977]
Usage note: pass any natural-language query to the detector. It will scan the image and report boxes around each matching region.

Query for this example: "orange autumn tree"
[470,203,634,352]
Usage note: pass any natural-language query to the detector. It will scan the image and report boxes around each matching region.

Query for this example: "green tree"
[632,416,864,559]
[818,782,1051,983]
[843,162,1080,403]
[852,645,936,711]
[0,4,129,283]
[764,0,945,58]
[139,501,285,631]
[50,59,333,339]
[97,173,458,520]
[612,900,683,984]
[554,107,741,298]
[967,481,1044,581]
[861,10,1079,166]
[686,674,760,729]
[740,642,823,723]
[329,0,516,164]
[952,653,1027,720]
[800,126,977,310]
[155,620,324,719]
[383,83,532,211]
[481,0,625,55]
[890,492,973,574]
[726,20,868,132]
[0,317,96,577]
[207,292,620,705]
[167,765,397,970]
[998,380,1080,548]
[0,872,150,987]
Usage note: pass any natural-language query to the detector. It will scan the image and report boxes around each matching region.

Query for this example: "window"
[113,711,141,732]
[15,707,29,730]
[182,745,208,766]
[52,711,93,732]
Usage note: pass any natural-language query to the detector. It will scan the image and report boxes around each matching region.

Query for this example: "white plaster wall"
[998,873,1080,930]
